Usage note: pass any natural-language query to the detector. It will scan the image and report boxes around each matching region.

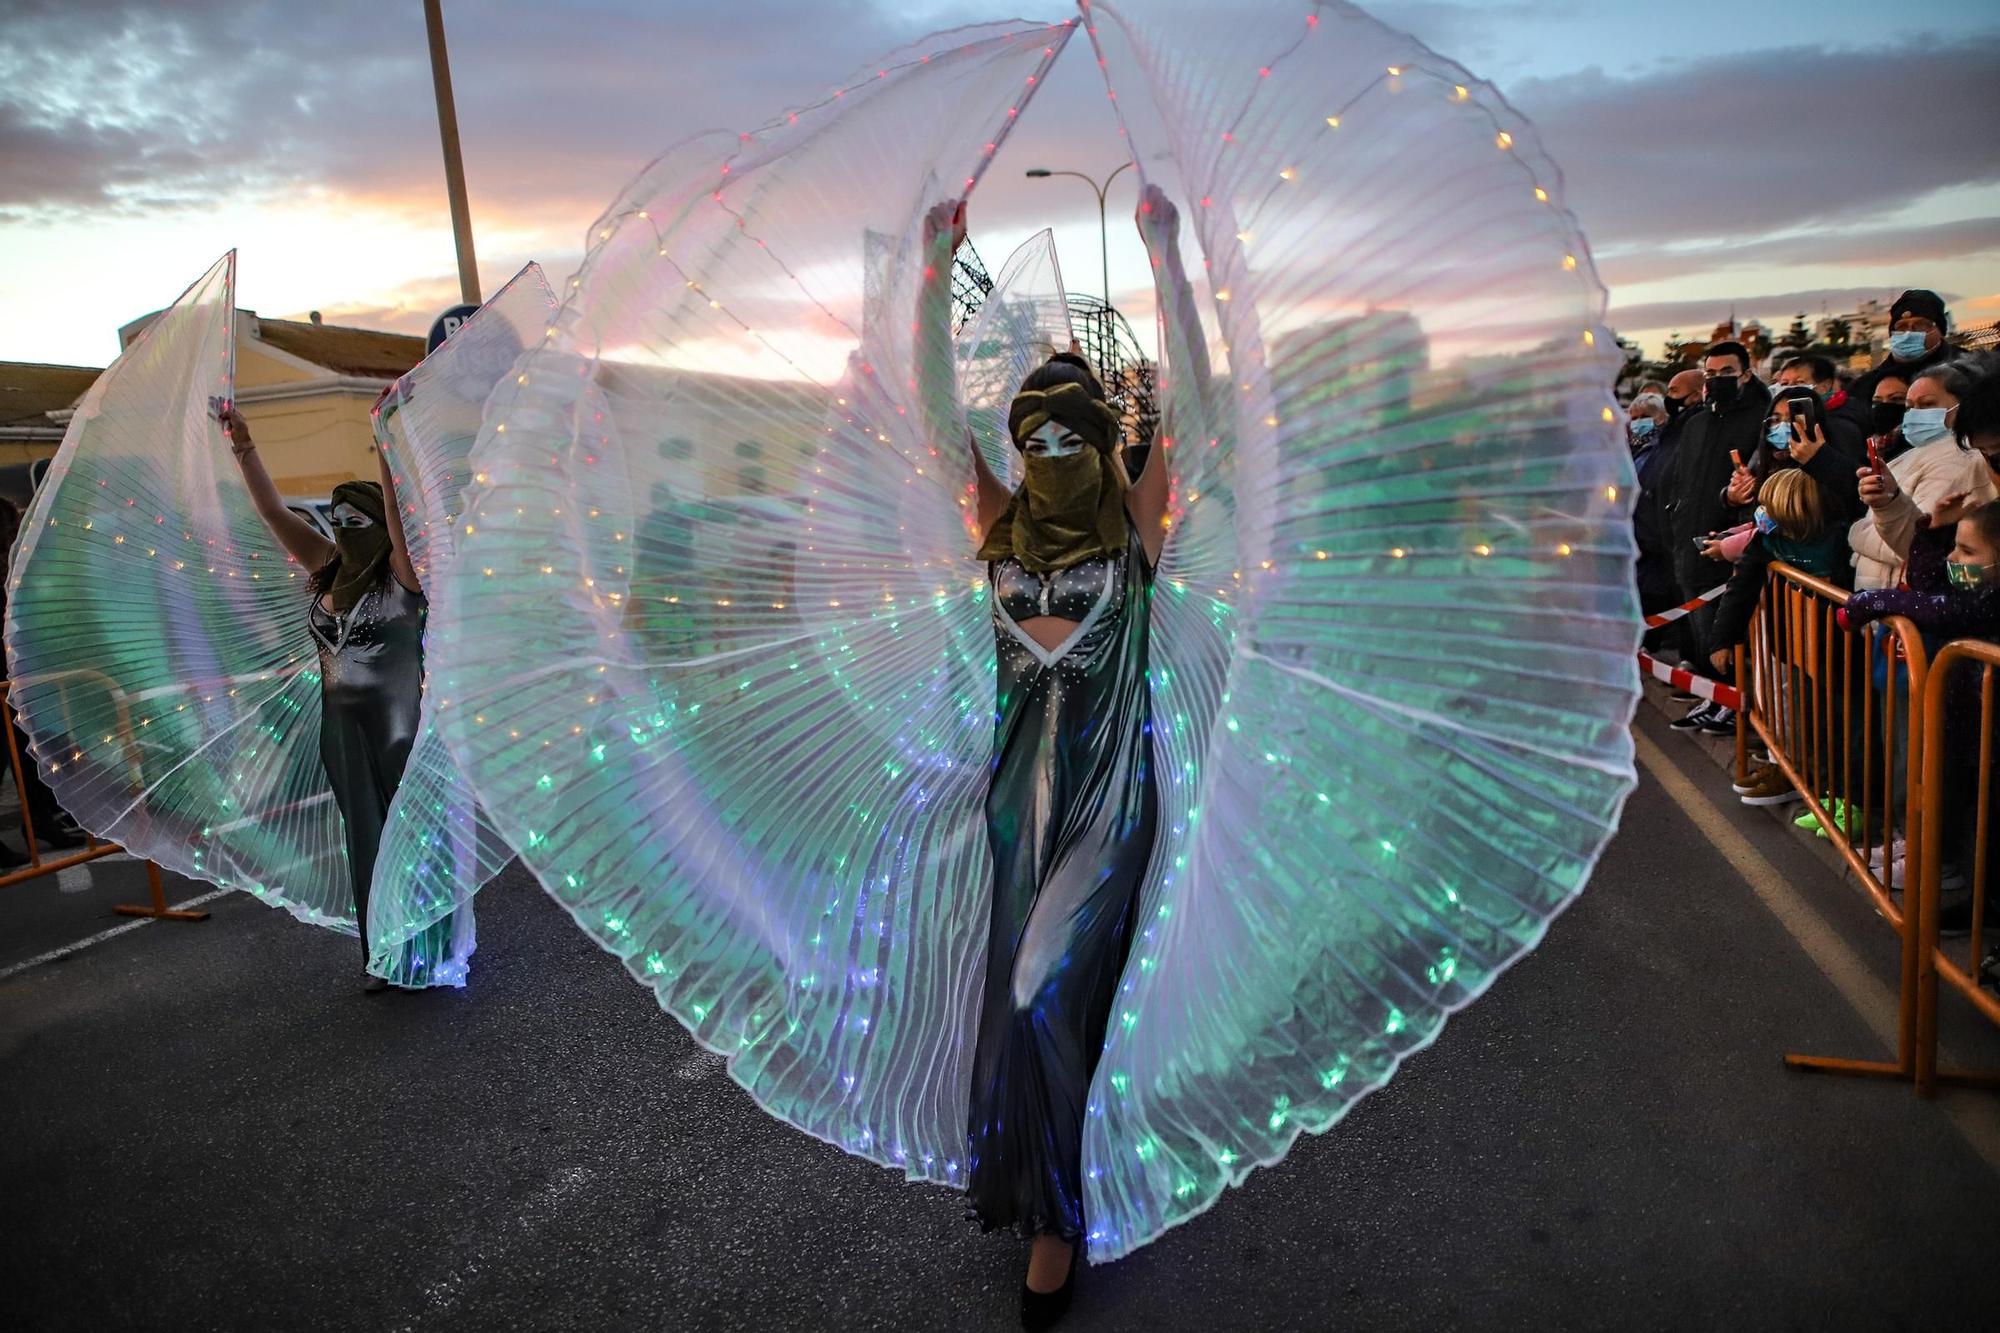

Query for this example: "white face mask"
[1023,422,1087,459]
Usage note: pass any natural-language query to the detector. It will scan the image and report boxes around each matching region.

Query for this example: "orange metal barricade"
[1914,640,2000,1095]
[1738,563,1931,1081]
[0,677,205,921]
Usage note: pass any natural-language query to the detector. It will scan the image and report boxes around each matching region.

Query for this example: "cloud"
[1605,285,1962,336]
[1597,216,2000,288]
[0,1,1014,231]
[1512,38,2000,246]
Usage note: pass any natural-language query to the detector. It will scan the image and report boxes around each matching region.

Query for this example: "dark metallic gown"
[966,523,1159,1241]
[309,579,425,962]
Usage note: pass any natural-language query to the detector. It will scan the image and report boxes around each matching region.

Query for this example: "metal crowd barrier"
[1732,562,1994,1092]
[0,676,205,921]
[1915,640,2000,1094]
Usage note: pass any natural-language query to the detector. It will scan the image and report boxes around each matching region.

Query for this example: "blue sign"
[426,303,482,354]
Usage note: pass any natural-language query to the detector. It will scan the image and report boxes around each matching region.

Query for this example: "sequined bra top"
[991,552,1121,623]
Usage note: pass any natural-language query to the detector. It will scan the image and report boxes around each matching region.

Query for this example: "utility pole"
[424,0,481,305]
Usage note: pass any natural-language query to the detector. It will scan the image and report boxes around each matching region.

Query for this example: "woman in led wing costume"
[220,405,439,992]
[429,7,1640,1317]
[927,192,1201,1323]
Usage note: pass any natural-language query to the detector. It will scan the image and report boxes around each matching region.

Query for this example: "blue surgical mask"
[1888,330,1930,360]
[1753,506,1779,536]
[1766,422,1793,449]
[1629,418,1656,441]
[1901,406,1952,447]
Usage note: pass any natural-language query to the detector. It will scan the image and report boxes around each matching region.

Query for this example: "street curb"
[1638,681,1875,897]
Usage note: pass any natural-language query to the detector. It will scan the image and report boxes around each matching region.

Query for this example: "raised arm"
[375,438,421,595]
[1128,185,1208,566]
[914,199,1011,540]
[220,406,334,570]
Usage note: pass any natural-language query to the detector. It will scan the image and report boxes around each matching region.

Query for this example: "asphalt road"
[3,701,1997,1332]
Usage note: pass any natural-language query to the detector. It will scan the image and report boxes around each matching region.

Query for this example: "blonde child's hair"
[1758,468,1825,543]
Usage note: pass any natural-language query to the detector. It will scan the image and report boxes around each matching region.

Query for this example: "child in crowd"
[1840,497,2000,931]
[1706,467,1851,804]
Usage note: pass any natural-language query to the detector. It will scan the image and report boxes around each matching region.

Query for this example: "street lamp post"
[1024,162,1133,308]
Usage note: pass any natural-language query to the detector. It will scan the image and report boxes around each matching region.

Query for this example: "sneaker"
[1794,798,1853,839]
[1670,702,1716,731]
[1697,705,1738,735]
[1732,764,1775,794]
[1739,768,1803,807]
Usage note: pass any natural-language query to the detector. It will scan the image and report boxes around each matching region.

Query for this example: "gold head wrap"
[975,380,1128,572]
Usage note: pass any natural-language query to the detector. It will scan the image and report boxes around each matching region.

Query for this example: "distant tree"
[1781,313,1811,349]
[1745,326,1774,364]
[1663,332,1705,365]
[1822,317,1852,352]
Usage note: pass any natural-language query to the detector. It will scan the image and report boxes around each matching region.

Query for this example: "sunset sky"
[4,0,1997,369]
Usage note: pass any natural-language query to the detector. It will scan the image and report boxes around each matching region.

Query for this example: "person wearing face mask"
[220,404,427,992]
[1627,393,1681,634]
[1865,374,1911,465]
[1735,385,1863,526]
[1841,496,2000,932]
[1662,367,1705,436]
[926,191,1173,1328]
[1708,467,1852,803]
[1848,359,1999,589]
[1661,341,1769,729]
[1846,289,1958,422]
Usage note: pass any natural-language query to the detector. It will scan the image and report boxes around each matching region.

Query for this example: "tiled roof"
[0,362,101,429]
[255,318,427,378]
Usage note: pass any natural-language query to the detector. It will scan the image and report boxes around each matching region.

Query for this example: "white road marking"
[1635,729,2000,1174]
[0,886,237,983]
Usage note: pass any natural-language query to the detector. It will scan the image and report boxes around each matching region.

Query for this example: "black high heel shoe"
[1019,1259,1075,1331]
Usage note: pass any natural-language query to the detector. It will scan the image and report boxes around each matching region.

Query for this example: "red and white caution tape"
[1644,583,1727,629]
[1637,651,1742,710]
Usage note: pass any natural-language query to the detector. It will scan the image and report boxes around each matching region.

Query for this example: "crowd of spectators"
[1626,289,2000,949]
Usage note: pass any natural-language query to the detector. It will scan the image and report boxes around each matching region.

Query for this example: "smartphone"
[1867,437,1885,476]
[1691,535,1713,550]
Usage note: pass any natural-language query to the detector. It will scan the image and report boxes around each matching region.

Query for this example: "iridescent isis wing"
[956,229,1073,487]
[360,263,556,986]
[1065,0,1640,1258]
[432,23,1074,1178]
[4,253,357,930]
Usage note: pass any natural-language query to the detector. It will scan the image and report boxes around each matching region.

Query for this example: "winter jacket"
[1631,435,1680,610]
[1663,377,1773,547]
[1711,522,1852,650]
[1846,441,2000,590]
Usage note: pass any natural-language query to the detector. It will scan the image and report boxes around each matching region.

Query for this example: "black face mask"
[1706,374,1741,409]
[1665,396,1691,422]
[1870,400,1907,437]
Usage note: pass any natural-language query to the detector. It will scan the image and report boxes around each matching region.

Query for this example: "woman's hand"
[1857,465,1901,511]
[1135,182,1177,239]
[218,405,254,457]
[1789,420,1825,465]
[1930,490,1974,529]
[1698,537,1726,561]
[922,199,966,259]
[1709,648,1733,676]
[1724,465,1756,507]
